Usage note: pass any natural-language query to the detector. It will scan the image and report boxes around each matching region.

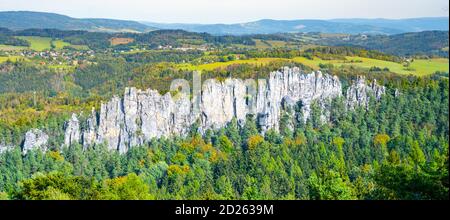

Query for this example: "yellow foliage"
[247,135,264,150]
[373,134,391,146]
[191,135,206,148]
[167,164,190,176]
[294,135,307,146]
[48,151,64,162]
[180,142,195,152]
[361,164,372,174]
[138,159,145,168]
[333,137,345,147]
[200,144,213,153]
[194,152,204,160]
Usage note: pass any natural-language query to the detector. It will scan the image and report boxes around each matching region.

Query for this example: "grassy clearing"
[178,56,448,76]
[293,56,449,75]
[409,58,449,76]
[16,36,53,51]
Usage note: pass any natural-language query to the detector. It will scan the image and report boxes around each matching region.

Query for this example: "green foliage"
[0,74,447,200]
[100,173,154,200]
[0,27,448,200]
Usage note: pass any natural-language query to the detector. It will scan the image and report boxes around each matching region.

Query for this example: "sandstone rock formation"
[346,76,386,109]
[47,67,385,154]
[64,113,80,146]
[22,129,48,154]
[256,67,342,132]
[82,109,98,149]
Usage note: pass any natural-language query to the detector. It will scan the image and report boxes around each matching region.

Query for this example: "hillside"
[330,17,449,32]
[2,11,448,36]
[0,11,155,33]
[143,19,403,35]
[143,17,449,35]
[319,31,449,57]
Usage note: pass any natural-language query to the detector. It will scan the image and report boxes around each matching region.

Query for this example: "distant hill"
[143,17,449,35]
[143,19,403,35]
[319,31,449,57]
[1,11,448,36]
[0,11,155,33]
[330,17,449,33]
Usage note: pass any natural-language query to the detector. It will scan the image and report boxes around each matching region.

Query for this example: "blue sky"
[0,0,448,23]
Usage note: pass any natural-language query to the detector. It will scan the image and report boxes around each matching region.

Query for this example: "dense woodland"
[0,27,448,200]
[0,74,448,200]
[319,31,449,57]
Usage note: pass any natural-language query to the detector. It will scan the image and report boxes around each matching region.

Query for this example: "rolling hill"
[319,31,449,57]
[143,17,449,35]
[143,19,402,35]
[330,17,449,32]
[0,11,155,33]
[1,11,448,36]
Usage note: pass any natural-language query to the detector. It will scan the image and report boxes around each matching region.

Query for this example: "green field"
[409,58,449,76]
[16,36,53,51]
[300,56,449,76]
[15,36,76,51]
[178,56,449,76]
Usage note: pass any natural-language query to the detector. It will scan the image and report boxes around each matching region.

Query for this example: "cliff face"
[22,129,48,154]
[346,76,386,109]
[20,67,386,154]
[256,68,342,132]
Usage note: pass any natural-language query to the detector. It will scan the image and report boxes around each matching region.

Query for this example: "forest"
[0,71,448,200]
[0,26,448,200]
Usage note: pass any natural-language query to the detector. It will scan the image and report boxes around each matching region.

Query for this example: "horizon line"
[1,10,449,25]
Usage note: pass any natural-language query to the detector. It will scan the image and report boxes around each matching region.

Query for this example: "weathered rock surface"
[55,67,385,153]
[22,129,48,154]
[346,76,386,109]
[64,113,80,146]
[82,109,97,150]
[256,67,342,132]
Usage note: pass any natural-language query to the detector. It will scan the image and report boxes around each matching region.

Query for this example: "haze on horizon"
[0,0,448,24]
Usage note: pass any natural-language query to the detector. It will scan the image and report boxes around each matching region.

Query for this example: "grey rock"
[96,96,125,152]
[346,76,386,109]
[82,108,97,149]
[256,68,342,132]
[57,67,385,153]
[64,113,80,146]
[22,129,48,154]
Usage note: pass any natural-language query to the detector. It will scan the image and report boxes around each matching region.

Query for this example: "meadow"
[178,56,449,76]
[12,36,76,51]
[16,36,53,51]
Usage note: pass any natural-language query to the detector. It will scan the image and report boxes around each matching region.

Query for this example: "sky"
[0,0,448,24]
